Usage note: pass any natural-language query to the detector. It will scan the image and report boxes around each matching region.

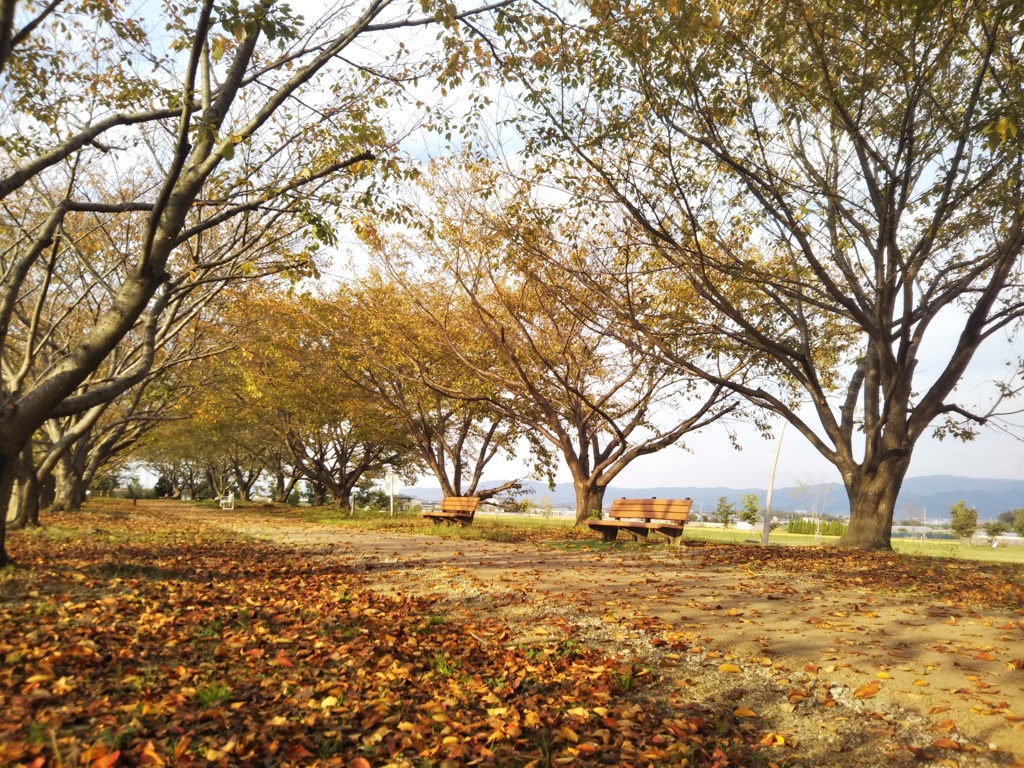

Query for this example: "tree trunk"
[0,454,16,566]
[9,442,40,529]
[836,458,911,549]
[310,482,326,506]
[51,455,86,512]
[39,472,55,510]
[205,466,231,499]
[574,483,606,525]
[271,464,299,503]
[231,463,260,501]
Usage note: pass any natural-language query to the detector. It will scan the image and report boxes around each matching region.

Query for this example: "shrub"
[786,519,846,536]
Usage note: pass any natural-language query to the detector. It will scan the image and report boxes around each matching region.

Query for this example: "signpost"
[385,471,396,517]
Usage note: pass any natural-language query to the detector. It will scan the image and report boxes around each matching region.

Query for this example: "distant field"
[677,525,1024,563]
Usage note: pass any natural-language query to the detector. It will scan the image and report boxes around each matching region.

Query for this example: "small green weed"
[25,721,47,744]
[414,614,446,633]
[557,639,585,659]
[431,654,456,676]
[196,682,233,707]
[317,737,344,759]
[613,661,646,693]
[194,619,222,639]
[234,608,252,629]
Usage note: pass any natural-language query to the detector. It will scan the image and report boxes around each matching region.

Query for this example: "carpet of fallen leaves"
[1,511,773,768]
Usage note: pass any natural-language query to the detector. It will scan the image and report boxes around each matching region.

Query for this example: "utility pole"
[762,422,787,545]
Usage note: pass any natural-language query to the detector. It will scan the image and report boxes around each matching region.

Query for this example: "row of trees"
[134,265,735,520]
[478,0,1024,549]
[951,503,1024,543]
[4,0,1024,556]
[0,0,521,564]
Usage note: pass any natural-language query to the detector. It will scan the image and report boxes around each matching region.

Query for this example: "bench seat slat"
[438,497,480,512]
[421,496,480,527]
[610,499,691,516]
[610,511,690,521]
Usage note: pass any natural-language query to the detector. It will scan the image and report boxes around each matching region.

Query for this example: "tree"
[715,496,734,528]
[37,314,223,513]
[502,0,1024,549]
[983,521,1007,546]
[0,0,515,566]
[153,475,174,499]
[739,493,760,528]
[225,290,422,509]
[366,163,738,522]
[950,501,979,543]
[997,509,1024,537]
[331,277,528,502]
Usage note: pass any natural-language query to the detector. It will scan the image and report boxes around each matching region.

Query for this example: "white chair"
[220,491,235,510]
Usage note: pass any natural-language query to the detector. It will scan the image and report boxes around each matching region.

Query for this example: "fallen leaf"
[559,726,579,743]
[91,750,120,768]
[854,681,881,699]
[138,741,165,767]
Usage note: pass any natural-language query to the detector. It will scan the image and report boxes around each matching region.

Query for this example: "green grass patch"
[891,538,1024,563]
[308,508,594,544]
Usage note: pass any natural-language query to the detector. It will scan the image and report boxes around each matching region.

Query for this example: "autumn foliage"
[1,508,770,767]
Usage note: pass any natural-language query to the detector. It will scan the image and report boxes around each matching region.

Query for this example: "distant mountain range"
[401,475,1024,521]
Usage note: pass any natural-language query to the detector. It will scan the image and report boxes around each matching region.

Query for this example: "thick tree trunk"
[0,454,16,566]
[837,458,911,549]
[39,472,55,509]
[573,483,606,525]
[310,482,326,506]
[9,442,40,529]
[51,455,86,512]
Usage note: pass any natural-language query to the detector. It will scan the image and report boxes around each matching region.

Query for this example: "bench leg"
[601,528,618,543]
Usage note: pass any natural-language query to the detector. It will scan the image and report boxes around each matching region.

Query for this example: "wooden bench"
[588,498,692,547]
[421,496,480,527]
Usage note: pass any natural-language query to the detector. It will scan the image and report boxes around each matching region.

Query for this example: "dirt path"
[196,508,1024,766]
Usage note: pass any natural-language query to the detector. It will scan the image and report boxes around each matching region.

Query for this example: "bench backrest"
[438,496,480,513]
[609,498,691,522]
